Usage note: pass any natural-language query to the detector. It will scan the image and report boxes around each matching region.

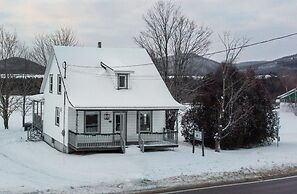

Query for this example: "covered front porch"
[67,108,179,153]
[68,130,126,153]
[28,95,44,142]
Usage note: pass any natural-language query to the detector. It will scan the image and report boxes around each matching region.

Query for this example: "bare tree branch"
[0,26,25,129]
[31,27,78,66]
[134,1,212,102]
[215,32,252,152]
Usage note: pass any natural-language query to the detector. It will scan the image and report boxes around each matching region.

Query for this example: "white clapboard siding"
[101,111,113,133]
[77,111,84,133]
[153,110,165,132]
[127,111,138,142]
[68,107,76,132]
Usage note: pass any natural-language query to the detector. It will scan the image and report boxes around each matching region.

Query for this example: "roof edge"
[73,105,184,111]
[40,50,55,93]
[278,87,297,99]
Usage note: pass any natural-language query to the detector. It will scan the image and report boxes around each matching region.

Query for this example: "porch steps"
[27,126,43,142]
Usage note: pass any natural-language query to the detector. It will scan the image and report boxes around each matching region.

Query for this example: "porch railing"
[68,130,125,153]
[139,129,178,152]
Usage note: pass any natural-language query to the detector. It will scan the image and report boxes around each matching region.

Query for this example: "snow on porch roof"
[53,46,183,110]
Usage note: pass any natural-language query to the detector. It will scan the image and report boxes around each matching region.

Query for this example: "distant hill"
[237,54,297,75]
[168,54,221,76]
[167,53,297,76]
[0,57,45,75]
[186,55,220,76]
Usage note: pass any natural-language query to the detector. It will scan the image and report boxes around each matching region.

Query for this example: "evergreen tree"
[181,67,277,149]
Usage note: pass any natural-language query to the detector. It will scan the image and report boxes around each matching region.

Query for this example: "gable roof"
[41,46,182,110]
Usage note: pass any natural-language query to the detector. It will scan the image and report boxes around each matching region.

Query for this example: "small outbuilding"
[278,87,297,115]
[278,88,297,103]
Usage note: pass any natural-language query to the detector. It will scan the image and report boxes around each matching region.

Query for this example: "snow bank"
[0,105,296,193]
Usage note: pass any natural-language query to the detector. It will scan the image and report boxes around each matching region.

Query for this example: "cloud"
[0,0,296,61]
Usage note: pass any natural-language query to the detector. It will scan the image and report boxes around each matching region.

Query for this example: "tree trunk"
[3,111,9,129]
[22,95,26,127]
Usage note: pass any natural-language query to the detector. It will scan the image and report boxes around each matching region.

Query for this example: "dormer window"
[118,74,128,89]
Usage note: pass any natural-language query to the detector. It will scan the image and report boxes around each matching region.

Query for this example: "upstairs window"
[57,74,62,95]
[118,74,128,89]
[49,74,53,93]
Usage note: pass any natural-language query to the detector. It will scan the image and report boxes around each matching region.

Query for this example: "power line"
[67,64,100,69]
[67,62,154,69]
[67,68,163,80]
[204,32,297,56]
[66,32,297,69]
[112,62,153,68]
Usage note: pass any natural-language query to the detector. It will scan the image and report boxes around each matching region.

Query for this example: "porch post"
[40,102,43,119]
[75,110,78,133]
[32,101,35,127]
[137,111,140,145]
[36,101,39,116]
[175,110,179,144]
[175,110,179,132]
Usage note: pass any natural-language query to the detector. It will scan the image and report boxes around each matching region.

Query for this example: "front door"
[114,112,126,142]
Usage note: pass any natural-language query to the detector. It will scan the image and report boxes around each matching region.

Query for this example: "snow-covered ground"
[0,106,297,193]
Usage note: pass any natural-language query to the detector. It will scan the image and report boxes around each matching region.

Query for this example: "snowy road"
[0,107,296,193]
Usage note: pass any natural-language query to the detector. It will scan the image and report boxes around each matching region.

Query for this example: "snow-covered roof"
[29,94,44,102]
[42,46,182,110]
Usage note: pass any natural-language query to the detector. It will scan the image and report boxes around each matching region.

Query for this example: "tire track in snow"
[0,152,80,187]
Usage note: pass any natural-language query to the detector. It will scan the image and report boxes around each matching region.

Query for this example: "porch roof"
[73,106,181,111]
[29,94,44,102]
[50,46,183,110]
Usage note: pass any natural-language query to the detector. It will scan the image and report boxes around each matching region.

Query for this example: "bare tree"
[31,34,53,67]
[49,27,78,46]
[135,1,212,101]
[19,52,36,127]
[214,32,252,152]
[0,27,24,129]
[31,27,78,66]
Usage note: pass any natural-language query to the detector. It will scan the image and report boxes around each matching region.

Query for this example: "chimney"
[98,42,102,48]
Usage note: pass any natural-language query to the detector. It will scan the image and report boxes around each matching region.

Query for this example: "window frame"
[55,107,60,127]
[57,74,62,95]
[137,111,152,133]
[84,111,101,134]
[49,74,53,93]
[117,73,128,89]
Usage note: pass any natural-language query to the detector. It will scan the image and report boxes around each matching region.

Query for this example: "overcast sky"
[1,0,297,62]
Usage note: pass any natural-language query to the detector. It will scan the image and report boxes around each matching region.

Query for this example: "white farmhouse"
[34,46,182,153]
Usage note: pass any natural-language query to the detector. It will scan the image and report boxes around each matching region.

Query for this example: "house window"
[138,111,152,132]
[118,74,128,89]
[55,107,60,126]
[85,111,100,133]
[49,74,53,93]
[57,74,62,95]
